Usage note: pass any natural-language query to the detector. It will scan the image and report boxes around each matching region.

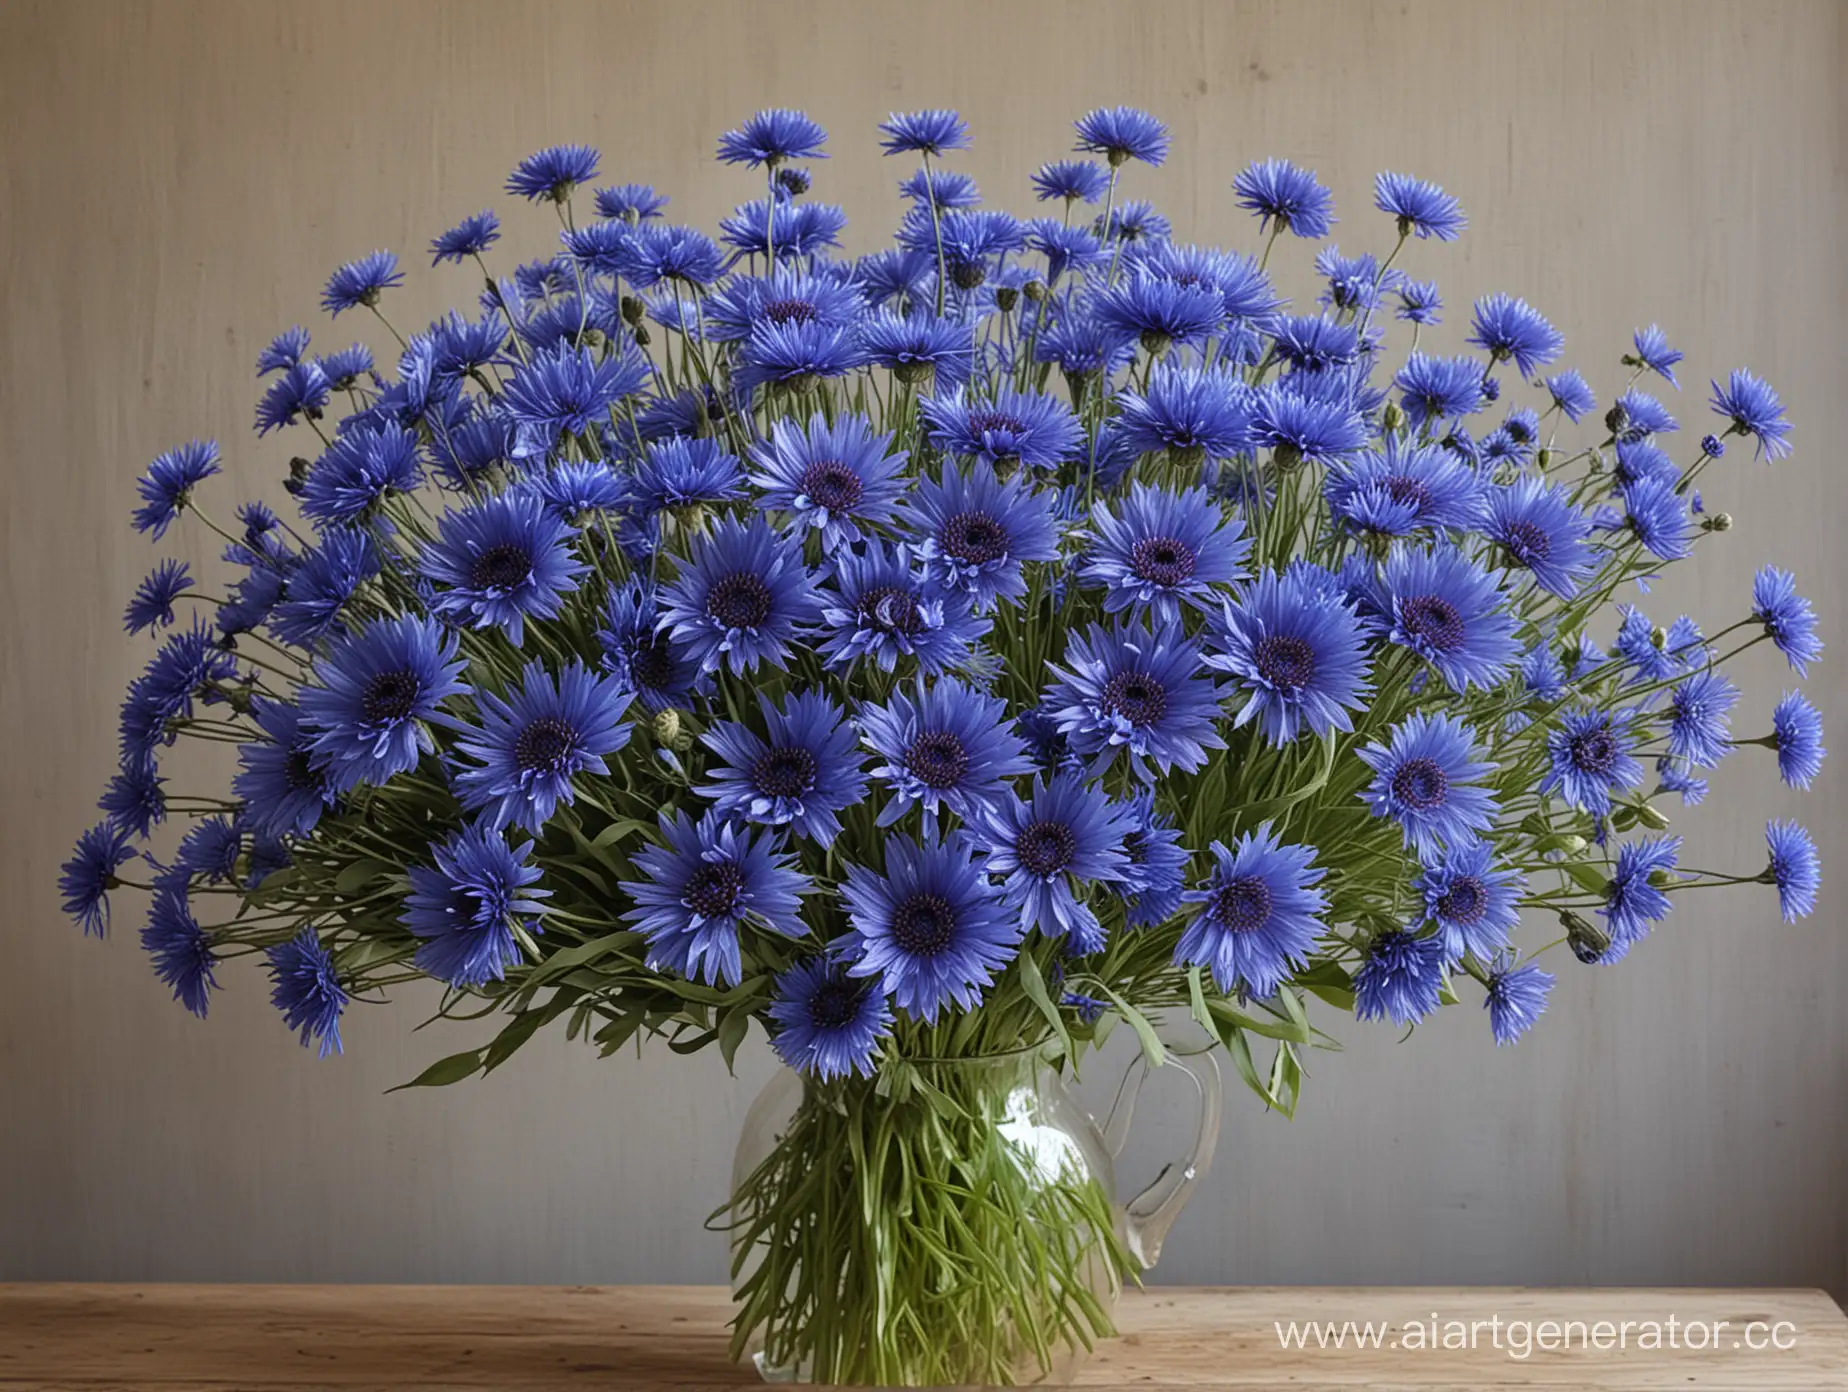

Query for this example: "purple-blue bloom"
[1354,930,1447,1027]
[1358,711,1499,858]
[1374,172,1466,241]
[403,821,550,987]
[1485,962,1554,1045]
[1770,690,1826,789]
[1709,369,1792,460]
[1232,159,1335,238]
[699,689,867,844]
[1175,823,1327,997]
[1073,106,1169,166]
[266,930,348,1057]
[1765,819,1820,922]
[977,772,1133,955]
[769,956,893,1080]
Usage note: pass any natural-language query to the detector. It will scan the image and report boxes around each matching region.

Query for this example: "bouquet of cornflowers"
[63,103,1824,1383]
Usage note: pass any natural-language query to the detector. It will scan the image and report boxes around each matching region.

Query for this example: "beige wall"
[3,0,1843,1291]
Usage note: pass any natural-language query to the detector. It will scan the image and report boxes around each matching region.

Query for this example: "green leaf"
[592,818,651,849]
[1186,967,1214,1035]
[388,1048,482,1092]
[333,858,396,895]
[1100,986,1165,1069]
[1014,951,1074,1063]
[717,1007,751,1071]
[1562,860,1610,896]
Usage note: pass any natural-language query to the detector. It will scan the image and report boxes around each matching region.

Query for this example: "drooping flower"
[1395,279,1443,325]
[840,831,1018,1022]
[859,678,1032,828]
[420,489,587,644]
[718,109,829,167]
[1484,477,1595,598]
[131,440,220,539]
[1612,387,1678,441]
[1113,791,1190,928]
[1073,105,1169,166]
[1383,546,1520,692]
[1374,171,1466,241]
[1597,835,1682,956]
[1770,690,1826,789]
[430,210,501,264]
[1484,962,1554,1045]
[857,312,972,390]
[1109,366,1255,463]
[453,660,634,833]
[734,318,866,395]
[1394,354,1484,429]
[124,559,195,635]
[1232,158,1335,238]
[321,251,404,316]
[140,887,219,1017]
[698,689,867,844]
[234,698,337,840]
[266,930,348,1057]
[1615,475,1692,562]
[1664,669,1738,769]
[748,411,909,546]
[254,360,331,435]
[162,815,243,889]
[1079,484,1250,621]
[1417,838,1523,963]
[659,515,823,677]
[1544,369,1598,422]
[1709,368,1792,460]
[879,108,970,157]
[1752,566,1823,676]
[402,821,550,987]
[815,541,988,675]
[898,167,981,212]
[1765,819,1820,922]
[1042,619,1226,780]
[298,616,469,791]
[1541,707,1645,816]
[270,527,380,647]
[901,461,1060,609]
[257,326,310,376]
[618,222,728,289]
[596,582,707,714]
[1629,325,1683,388]
[1467,294,1564,378]
[918,387,1082,471]
[1209,566,1372,745]
[59,821,136,938]
[768,957,893,1080]
[978,772,1133,955]
[1032,159,1112,204]
[298,423,424,527]
[1175,823,1327,997]
[1358,711,1499,858]
[1354,930,1446,1027]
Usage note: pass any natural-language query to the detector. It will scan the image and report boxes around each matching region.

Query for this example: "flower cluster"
[65,108,1822,1102]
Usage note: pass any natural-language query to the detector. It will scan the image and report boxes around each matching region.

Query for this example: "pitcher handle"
[1099,1049,1222,1270]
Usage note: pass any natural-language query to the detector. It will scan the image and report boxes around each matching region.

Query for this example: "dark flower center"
[468,542,534,593]
[1400,594,1465,651]
[892,892,957,956]
[684,859,744,919]
[1437,877,1486,925]
[1018,819,1078,877]
[1502,520,1551,563]
[807,980,860,1029]
[514,715,579,773]
[798,459,864,512]
[943,510,1009,565]
[1390,755,1450,810]
[1211,875,1272,933]
[1123,830,1148,865]
[628,638,677,692]
[966,409,1026,437]
[859,586,923,636]
[284,748,320,791]
[764,298,818,326]
[903,731,969,789]
[950,260,988,291]
[1507,418,1534,444]
[1101,670,1168,728]
[707,572,774,629]
[1384,476,1433,512]
[1570,726,1617,774]
[360,670,422,724]
[1254,634,1316,692]
[1129,534,1197,587]
[752,745,818,799]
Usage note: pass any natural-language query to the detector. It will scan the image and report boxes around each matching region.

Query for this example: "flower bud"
[995,286,1019,313]
[652,709,681,744]
[1563,911,1611,963]
[1382,402,1404,434]
[1636,803,1671,830]
[1709,511,1733,532]
[1023,281,1048,304]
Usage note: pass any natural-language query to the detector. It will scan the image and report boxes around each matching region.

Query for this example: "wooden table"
[1,1284,1843,1389]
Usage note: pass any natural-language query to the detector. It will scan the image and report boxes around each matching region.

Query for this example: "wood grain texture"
[1,0,1845,1295]
[1,1284,1844,1390]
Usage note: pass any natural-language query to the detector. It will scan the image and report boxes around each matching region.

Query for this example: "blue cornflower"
[1359,711,1499,858]
[1479,962,1552,1045]
[901,462,1060,609]
[859,678,1032,827]
[879,109,970,156]
[299,423,423,526]
[1699,433,1726,459]
[841,831,1016,1022]
[216,566,286,638]
[430,313,511,382]
[163,815,243,888]
[270,528,378,647]
[1112,366,1256,462]
[1374,172,1466,241]
[1036,314,1137,381]
[858,311,972,390]
[1395,279,1443,325]
[430,414,513,489]
[1600,835,1682,954]
[1418,838,1523,963]
[718,109,828,167]
[1709,368,1793,461]
[617,222,727,289]
[100,761,165,839]
[125,559,195,635]
[816,541,988,674]
[257,326,310,376]
[1383,546,1520,692]
[420,490,587,644]
[920,386,1082,471]
[1655,755,1708,807]
[1752,567,1823,676]
[299,615,468,791]
[625,437,746,518]
[431,210,501,264]
[321,251,404,316]
[1315,247,1390,313]
[593,184,668,221]
[234,698,336,839]
[1354,930,1446,1027]
[976,772,1132,955]
[702,268,863,344]
[659,515,823,676]
[1610,438,1677,491]
[1394,354,1484,429]
[897,167,981,211]
[1485,477,1595,599]
[132,440,220,539]
[60,821,136,937]
[1270,314,1362,374]
[316,343,375,389]
[1025,219,1109,281]
[454,660,633,833]
[597,582,706,713]
[769,957,893,1080]
[403,821,550,987]
[734,318,865,395]
[1094,273,1225,351]
[1251,384,1369,466]
[1629,325,1683,388]
[266,930,348,1057]
[1043,620,1226,780]
[699,689,867,844]
[1209,566,1371,745]
[1232,158,1335,238]
[254,360,330,436]
[1616,476,1692,561]
[857,247,938,309]
[1467,294,1564,378]
[1665,669,1738,769]
[1073,106,1169,166]
[1080,484,1250,621]
[1771,690,1826,789]
[1131,240,1281,322]
[1765,819,1820,922]
[1326,437,1487,538]
[500,343,649,459]
[1612,387,1678,441]
[141,887,218,1017]
[529,462,626,523]
[1542,707,1645,816]
[1098,199,1172,245]
[1032,159,1111,204]
[1176,823,1327,997]
[1114,791,1190,928]
[624,811,810,987]
[749,411,908,546]
[1544,369,1598,422]
[506,144,600,201]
